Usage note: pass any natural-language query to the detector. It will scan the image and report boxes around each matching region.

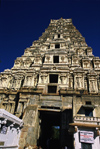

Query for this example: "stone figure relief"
[24,50,31,56]
[23,75,34,87]
[14,79,21,89]
[84,80,87,90]
[90,80,95,92]
[23,77,27,87]
[76,77,80,88]
[81,78,83,88]
[26,76,32,86]
[8,76,14,89]
[40,73,48,84]
[61,56,64,62]
[95,63,99,68]
[84,62,89,68]
[46,56,50,63]
[2,103,7,110]
[16,102,24,117]
[58,75,61,84]
[66,77,69,87]
[34,76,38,87]
[76,77,83,89]
[73,59,78,64]
[14,59,23,68]
[60,75,67,84]
[74,42,78,46]
[41,76,46,83]
[10,103,15,114]
[34,57,41,64]
[60,76,64,84]
[78,49,83,55]
[41,76,44,83]
[6,103,12,113]
[69,77,73,88]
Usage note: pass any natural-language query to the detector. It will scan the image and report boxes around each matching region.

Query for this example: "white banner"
[80,131,94,144]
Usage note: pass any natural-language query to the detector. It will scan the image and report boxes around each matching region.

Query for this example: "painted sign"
[80,131,94,144]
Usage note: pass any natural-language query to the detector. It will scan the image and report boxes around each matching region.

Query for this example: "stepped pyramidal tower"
[0,18,100,149]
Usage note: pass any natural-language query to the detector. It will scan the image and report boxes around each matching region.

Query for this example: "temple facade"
[0,18,100,149]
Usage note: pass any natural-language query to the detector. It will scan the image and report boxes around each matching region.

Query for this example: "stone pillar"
[73,95,76,117]
[19,105,40,149]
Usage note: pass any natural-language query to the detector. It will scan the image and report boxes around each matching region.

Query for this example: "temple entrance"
[38,109,73,149]
[38,111,61,149]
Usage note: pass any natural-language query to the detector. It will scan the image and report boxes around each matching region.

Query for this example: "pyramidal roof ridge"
[50,18,72,23]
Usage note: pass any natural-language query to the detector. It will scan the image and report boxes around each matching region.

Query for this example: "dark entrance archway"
[38,111,61,149]
[38,109,73,149]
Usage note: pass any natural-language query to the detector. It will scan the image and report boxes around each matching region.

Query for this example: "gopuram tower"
[0,18,100,149]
